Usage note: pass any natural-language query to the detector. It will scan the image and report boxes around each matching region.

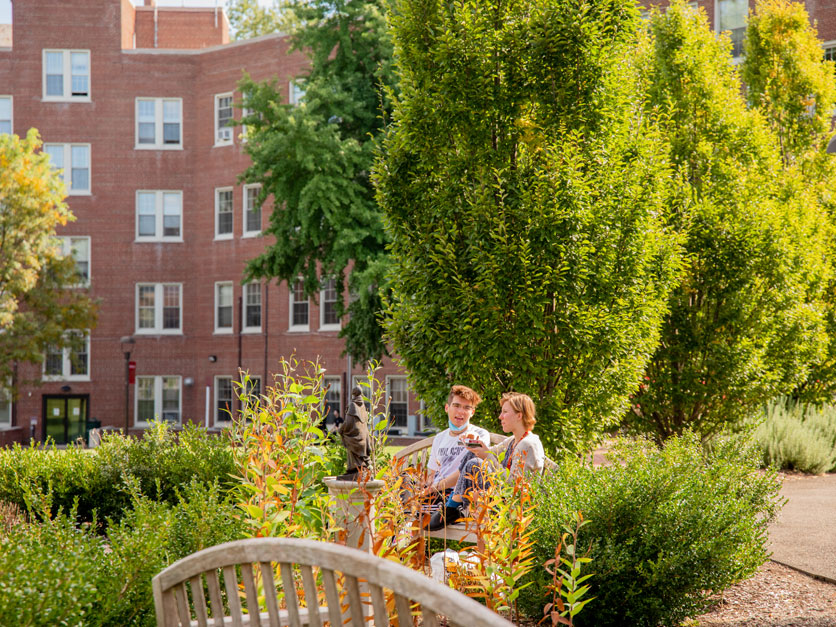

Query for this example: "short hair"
[447,385,482,406]
[501,392,536,430]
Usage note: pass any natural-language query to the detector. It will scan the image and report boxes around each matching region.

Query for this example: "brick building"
[0,0,416,446]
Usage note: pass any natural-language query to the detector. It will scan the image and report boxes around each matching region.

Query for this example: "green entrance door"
[43,396,88,445]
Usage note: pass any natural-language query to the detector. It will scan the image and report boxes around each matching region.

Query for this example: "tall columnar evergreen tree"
[238,0,395,363]
[626,1,831,439]
[743,0,836,404]
[376,0,684,453]
[0,130,98,389]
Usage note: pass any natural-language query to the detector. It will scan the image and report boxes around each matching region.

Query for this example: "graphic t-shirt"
[427,424,490,482]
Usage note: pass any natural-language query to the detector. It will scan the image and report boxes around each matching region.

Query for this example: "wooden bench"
[394,432,555,544]
[152,537,514,627]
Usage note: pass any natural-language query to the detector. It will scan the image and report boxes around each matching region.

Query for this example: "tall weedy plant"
[230,360,343,540]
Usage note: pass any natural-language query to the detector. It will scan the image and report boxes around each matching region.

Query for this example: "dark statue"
[337,386,372,479]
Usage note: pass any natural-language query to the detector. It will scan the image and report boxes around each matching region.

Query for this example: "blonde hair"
[500,392,536,430]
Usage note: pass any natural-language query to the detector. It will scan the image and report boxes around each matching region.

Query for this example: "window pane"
[217,283,233,328]
[0,395,10,426]
[245,186,261,232]
[45,51,63,96]
[137,377,155,422]
[162,377,180,423]
[70,238,89,281]
[323,278,339,325]
[389,378,408,427]
[163,285,180,329]
[138,192,156,237]
[163,193,181,237]
[44,144,63,170]
[163,123,180,144]
[324,377,341,424]
[137,100,156,144]
[45,346,63,376]
[245,283,261,328]
[216,377,233,421]
[70,52,89,96]
[70,145,89,191]
[163,101,180,145]
[217,95,233,141]
[138,285,156,328]
[69,337,88,376]
[292,280,308,326]
[217,190,233,235]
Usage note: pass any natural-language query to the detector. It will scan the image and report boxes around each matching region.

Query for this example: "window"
[136,376,181,425]
[289,80,305,106]
[824,44,836,74]
[215,93,234,145]
[136,283,182,334]
[244,376,261,401]
[320,278,341,330]
[215,282,233,333]
[136,98,182,149]
[43,331,90,381]
[0,96,11,135]
[43,50,90,101]
[215,187,234,239]
[324,376,342,424]
[243,282,262,332]
[717,0,747,58]
[289,279,309,331]
[0,389,9,428]
[136,191,182,241]
[56,236,91,284]
[215,376,234,424]
[387,376,409,429]
[43,143,90,194]
[243,184,262,236]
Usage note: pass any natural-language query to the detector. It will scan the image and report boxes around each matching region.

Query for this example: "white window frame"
[243,282,262,333]
[135,283,182,335]
[289,278,310,332]
[214,375,235,425]
[215,187,234,240]
[0,386,10,428]
[243,184,262,237]
[386,376,409,429]
[288,80,305,106]
[135,97,182,149]
[323,375,342,424]
[135,190,183,242]
[0,96,11,135]
[215,281,234,334]
[714,0,747,61]
[43,143,91,195]
[43,331,91,382]
[319,277,341,331]
[42,49,90,102]
[135,375,182,426]
[215,92,234,146]
[56,236,91,286]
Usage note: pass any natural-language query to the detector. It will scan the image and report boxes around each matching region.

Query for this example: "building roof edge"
[124,31,287,55]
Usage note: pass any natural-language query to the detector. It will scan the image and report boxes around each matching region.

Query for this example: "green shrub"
[0,480,244,627]
[750,399,836,473]
[518,434,782,627]
[0,421,236,524]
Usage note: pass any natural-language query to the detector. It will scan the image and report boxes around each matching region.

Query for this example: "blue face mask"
[449,420,467,433]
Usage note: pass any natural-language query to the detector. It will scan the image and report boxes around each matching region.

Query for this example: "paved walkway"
[768,474,836,583]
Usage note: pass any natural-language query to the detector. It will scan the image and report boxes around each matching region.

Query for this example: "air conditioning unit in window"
[218,127,232,142]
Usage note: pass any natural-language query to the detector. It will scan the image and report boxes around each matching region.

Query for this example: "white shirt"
[427,423,490,482]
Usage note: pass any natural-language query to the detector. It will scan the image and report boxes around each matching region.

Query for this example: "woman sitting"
[428,392,545,530]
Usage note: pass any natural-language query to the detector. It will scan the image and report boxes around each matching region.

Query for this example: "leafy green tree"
[0,129,98,389]
[227,0,284,40]
[626,1,830,439]
[743,0,836,404]
[238,0,395,363]
[376,0,684,453]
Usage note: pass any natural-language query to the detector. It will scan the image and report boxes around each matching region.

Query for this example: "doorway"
[43,395,89,445]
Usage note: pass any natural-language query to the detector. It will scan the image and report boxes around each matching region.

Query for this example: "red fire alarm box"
[128,361,136,385]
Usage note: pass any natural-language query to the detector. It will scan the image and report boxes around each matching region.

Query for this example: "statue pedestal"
[323,477,385,553]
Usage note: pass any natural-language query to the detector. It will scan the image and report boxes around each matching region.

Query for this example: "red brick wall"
[135,7,228,50]
[2,0,420,446]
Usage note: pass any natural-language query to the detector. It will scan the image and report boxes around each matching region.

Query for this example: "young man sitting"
[418,385,490,521]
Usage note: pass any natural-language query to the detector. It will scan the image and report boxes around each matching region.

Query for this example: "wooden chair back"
[152,537,514,627]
